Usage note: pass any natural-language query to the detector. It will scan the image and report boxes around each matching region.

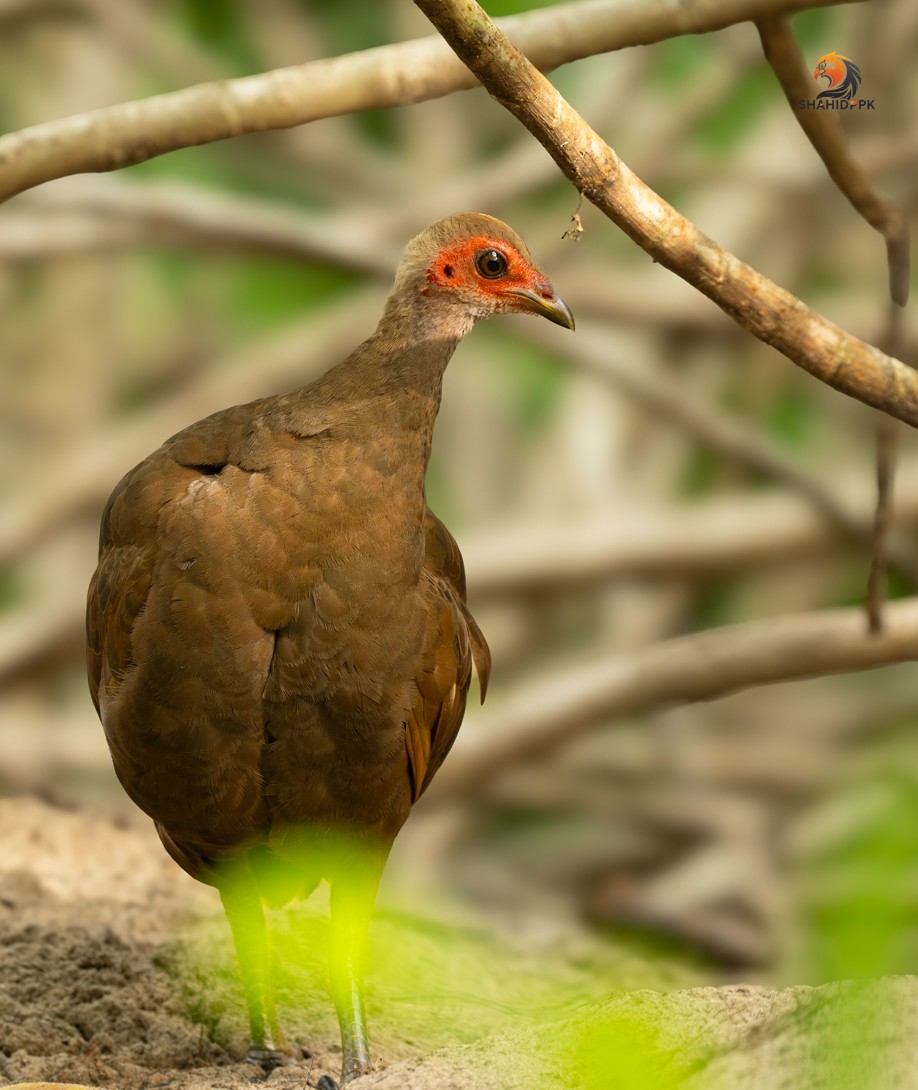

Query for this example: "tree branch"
[413,0,918,429]
[755,16,912,631]
[463,460,918,600]
[429,597,918,804]
[13,465,918,684]
[5,177,397,272]
[0,0,853,204]
[549,324,918,589]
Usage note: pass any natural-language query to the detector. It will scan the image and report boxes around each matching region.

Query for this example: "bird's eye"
[476,249,508,279]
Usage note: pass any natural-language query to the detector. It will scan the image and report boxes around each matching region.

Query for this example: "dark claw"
[245,1045,288,1070]
[317,1077,339,1090]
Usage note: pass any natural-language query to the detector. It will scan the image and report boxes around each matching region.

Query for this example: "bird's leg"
[219,867,286,1070]
[327,853,385,1086]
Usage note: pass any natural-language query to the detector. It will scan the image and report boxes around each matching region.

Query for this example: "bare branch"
[754,17,912,630]
[463,460,918,600]
[867,418,897,630]
[554,324,918,589]
[866,307,910,627]
[429,597,918,804]
[413,0,918,428]
[0,0,853,204]
[5,177,397,272]
[12,464,918,684]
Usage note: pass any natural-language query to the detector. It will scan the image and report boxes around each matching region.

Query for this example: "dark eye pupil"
[477,249,507,278]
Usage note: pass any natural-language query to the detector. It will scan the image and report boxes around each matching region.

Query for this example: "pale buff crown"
[393,212,536,294]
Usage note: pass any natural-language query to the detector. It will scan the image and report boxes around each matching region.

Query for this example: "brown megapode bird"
[86,213,573,1087]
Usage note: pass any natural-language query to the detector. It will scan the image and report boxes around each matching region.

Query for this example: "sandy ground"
[2,797,917,1090]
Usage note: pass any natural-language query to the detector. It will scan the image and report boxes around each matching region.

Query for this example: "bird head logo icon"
[812,53,862,101]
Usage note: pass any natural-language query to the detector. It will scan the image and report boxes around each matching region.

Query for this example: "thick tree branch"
[0,0,852,204]
[429,597,918,804]
[414,0,918,429]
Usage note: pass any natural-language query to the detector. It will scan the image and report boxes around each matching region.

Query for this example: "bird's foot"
[316,1058,371,1088]
[245,1043,297,1071]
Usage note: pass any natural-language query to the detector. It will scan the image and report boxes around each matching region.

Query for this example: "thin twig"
[415,0,918,429]
[867,417,896,631]
[867,306,907,630]
[0,0,856,205]
[755,16,910,306]
[755,16,912,634]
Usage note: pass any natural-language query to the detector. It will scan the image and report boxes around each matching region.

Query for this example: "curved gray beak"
[507,288,575,331]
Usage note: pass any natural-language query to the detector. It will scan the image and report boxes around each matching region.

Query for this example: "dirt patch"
[1,798,915,1090]
[0,802,242,1087]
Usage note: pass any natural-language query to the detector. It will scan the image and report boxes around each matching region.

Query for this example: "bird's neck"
[318,292,471,442]
[344,325,456,479]
[291,301,468,524]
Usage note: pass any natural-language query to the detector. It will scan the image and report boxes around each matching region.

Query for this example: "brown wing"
[86,461,158,717]
[86,410,281,875]
[86,401,241,715]
[405,510,490,802]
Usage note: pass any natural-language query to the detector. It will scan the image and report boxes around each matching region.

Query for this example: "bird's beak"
[507,288,575,331]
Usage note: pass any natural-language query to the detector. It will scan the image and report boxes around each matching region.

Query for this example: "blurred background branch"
[432,595,918,804]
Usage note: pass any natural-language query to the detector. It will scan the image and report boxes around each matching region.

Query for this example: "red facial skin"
[423,235,555,309]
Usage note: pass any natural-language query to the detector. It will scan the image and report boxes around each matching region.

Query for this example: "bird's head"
[392,212,574,337]
[813,52,848,88]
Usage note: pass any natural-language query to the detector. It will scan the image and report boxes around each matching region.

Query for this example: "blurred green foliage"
[800,769,918,984]
[172,890,686,1064]
[489,328,567,434]
[571,1017,686,1090]
[227,259,361,334]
